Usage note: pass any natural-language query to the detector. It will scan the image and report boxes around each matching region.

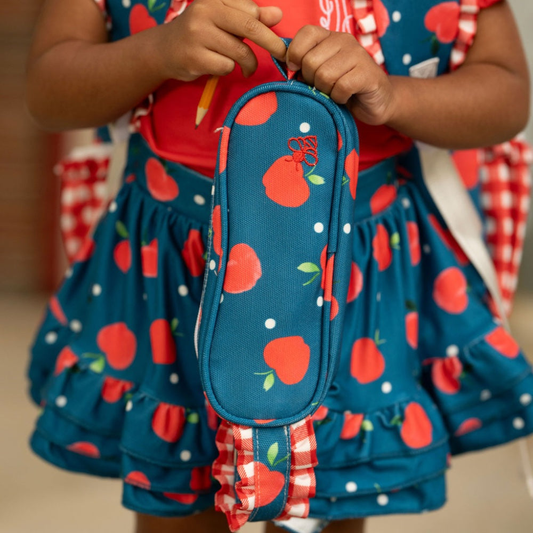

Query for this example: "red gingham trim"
[449,0,479,71]
[212,417,318,531]
[351,0,386,70]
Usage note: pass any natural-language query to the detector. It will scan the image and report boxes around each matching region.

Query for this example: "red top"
[139,0,412,177]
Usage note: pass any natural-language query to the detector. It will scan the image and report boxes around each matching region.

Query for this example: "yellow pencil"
[195,75,220,128]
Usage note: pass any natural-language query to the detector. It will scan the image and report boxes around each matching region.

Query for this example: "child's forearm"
[26,29,166,131]
[386,63,530,149]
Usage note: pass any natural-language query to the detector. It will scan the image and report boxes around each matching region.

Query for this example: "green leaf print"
[308,174,325,185]
[264,373,275,391]
[89,356,105,374]
[390,232,400,249]
[361,420,374,432]
[187,412,200,424]
[267,442,279,466]
[298,262,320,273]
[171,317,179,333]
[390,415,403,426]
[115,221,129,239]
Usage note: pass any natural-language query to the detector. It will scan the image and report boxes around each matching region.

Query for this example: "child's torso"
[104,0,459,176]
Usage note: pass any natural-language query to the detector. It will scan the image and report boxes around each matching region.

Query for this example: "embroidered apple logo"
[370,184,397,214]
[400,402,433,449]
[66,442,100,458]
[406,221,421,266]
[431,356,463,394]
[54,346,78,375]
[344,149,359,200]
[454,418,482,436]
[163,493,198,504]
[141,238,158,277]
[350,333,386,384]
[340,412,364,439]
[405,301,419,349]
[235,92,278,126]
[145,158,179,202]
[428,214,468,265]
[372,224,398,271]
[50,296,67,325]
[223,243,262,293]
[125,471,151,489]
[97,322,137,370]
[150,318,177,364]
[101,376,134,403]
[485,326,520,358]
[129,4,158,35]
[190,466,212,491]
[433,267,468,314]
[152,402,185,442]
[182,229,205,277]
[73,238,95,262]
[254,462,285,507]
[347,262,363,303]
[262,336,310,389]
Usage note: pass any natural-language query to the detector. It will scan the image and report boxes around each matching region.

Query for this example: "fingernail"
[287,61,298,72]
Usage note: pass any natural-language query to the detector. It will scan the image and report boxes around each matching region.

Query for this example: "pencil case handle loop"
[271,37,297,81]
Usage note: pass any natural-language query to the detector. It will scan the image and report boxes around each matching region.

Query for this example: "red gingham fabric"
[351,0,386,70]
[56,145,111,263]
[212,417,318,531]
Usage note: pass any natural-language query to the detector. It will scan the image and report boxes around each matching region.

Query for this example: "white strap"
[106,111,132,201]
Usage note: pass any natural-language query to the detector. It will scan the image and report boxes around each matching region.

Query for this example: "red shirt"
[139,0,412,177]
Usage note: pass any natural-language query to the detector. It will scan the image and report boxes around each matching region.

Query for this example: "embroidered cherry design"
[262,136,319,207]
[424,2,461,53]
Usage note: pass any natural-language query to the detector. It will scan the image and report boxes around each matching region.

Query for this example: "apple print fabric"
[25,0,533,532]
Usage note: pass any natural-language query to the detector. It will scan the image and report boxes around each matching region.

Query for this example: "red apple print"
[125,471,151,490]
[152,402,186,443]
[312,405,329,421]
[340,412,364,439]
[129,4,157,35]
[370,184,397,215]
[321,252,338,320]
[485,326,520,358]
[54,346,79,375]
[182,229,205,277]
[50,296,67,325]
[255,462,285,507]
[125,173,136,183]
[350,336,385,384]
[223,243,262,293]
[264,336,310,385]
[428,214,468,266]
[113,240,132,273]
[455,417,483,436]
[235,92,278,126]
[212,205,222,256]
[453,150,479,190]
[163,493,198,504]
[145,158,179,202]
[165,0,190,22]
[337,130,343,151]
[406,222,421,266]
[97,323,137,370]
[73,238,95,262]
[432,356,463,394]
[347,262,363,303]
[190,466,212,492]
[400,402,433,449]
[101,376,134,403]
[374,0,390,37]
[255,419,275,424]
[219,127,231,174]
[66,442,100,458]
[205,399,219,431]
[150,319,176,364]
[344,149,359,200]
[372,224,393,271]
[141,238,158,277]
[425,2,460,43]
[433,267,468,314]
[405,302,419,350]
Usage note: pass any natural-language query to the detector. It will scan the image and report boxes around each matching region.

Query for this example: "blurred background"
[1,1,533,532]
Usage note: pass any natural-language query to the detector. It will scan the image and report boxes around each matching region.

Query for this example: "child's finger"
[257,6,283,28]
[217,5,287,59]
[299,39,344,88]
[330,67,360,104]
[287,25,330,71]
[207,28,259,77]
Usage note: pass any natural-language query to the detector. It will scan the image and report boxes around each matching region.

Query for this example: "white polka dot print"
[45,331,58,344]
[317,296,324,307]
[55,395,67,408]
[402,197,411,209]
[300,122,311,133]
[423,244,431,254]
[194,194,206,205]
[330,496,337,503]
[446,345,459,357]
[220,294,224,303]
[377,494,389,506]
[402,54,412,65]
[122,0,131,7]
[211,185,215,196]
[392,11,401,22]
[178,285,189,296]
[265,319,276,329]
[314,222,324,233]
[480,390,492,401]
[92,284,102,297]
[180,450,192,461]
[345,481,357,493]
[376,292,382,302]
[109,200,118,213]
[513,417,525,430]
[343,223,351,234]
[381,382,392,394]
[143,293,148,301]
[70,320,82,333]
[126,400,133,411]
[65,267,73,279]
[209,260,216,270]
[170,373,179,384]
[520,393,532,406]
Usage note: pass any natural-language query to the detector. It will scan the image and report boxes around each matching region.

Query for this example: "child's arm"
[26,0,286,131]
[287,1,529,149]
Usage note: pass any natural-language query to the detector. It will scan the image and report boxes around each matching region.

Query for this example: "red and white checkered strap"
[212,417,318,532]
[351,0,386,70]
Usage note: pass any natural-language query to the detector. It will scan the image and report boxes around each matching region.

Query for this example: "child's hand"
[287,26,395,126]
[157,0,286,81]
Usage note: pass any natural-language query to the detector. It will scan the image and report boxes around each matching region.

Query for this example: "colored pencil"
[195,75,220,128]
